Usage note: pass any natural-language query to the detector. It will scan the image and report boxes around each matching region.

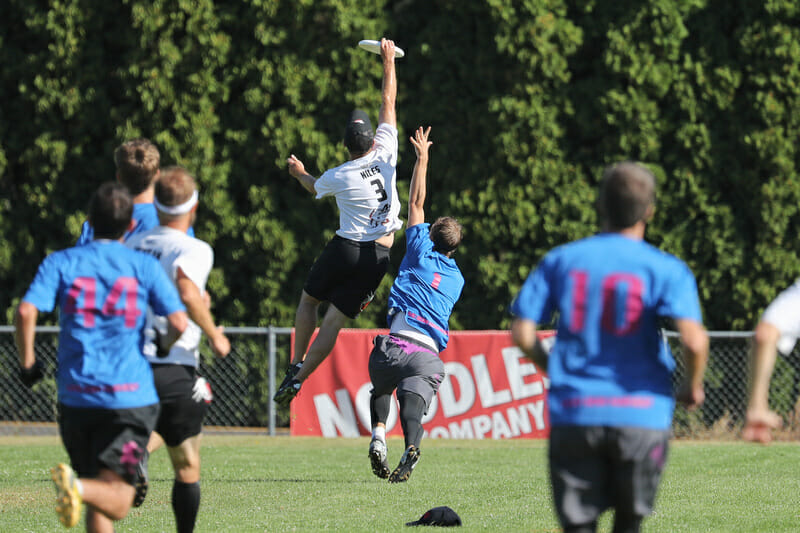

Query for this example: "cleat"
[273,378,301,407]
[278,363,303,391]
[368,438,390,479]
[388,445,420,483]
[51,463,82,528]
[132,450,149,508]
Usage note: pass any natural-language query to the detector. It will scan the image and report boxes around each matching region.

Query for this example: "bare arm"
[377,38,397,128]
[15,302,38,369]
[673,318,709,409]
[407,126,432,228]
[743,321,783,443]
[511,318,549,373]
[287,154,317,194]
[176,268,230,358]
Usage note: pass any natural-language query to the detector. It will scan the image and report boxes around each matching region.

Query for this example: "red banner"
[290,329,552,439]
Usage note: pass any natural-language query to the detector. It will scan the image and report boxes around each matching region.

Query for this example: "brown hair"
[430,217,463,255]
[113,138,160,196]
[88,182,133,239]
[597,162,656,230]
[155,166,197,208]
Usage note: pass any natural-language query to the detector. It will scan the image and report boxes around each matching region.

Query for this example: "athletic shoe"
[132,449,149,508]
[273,377,301,406]
[368,438,390,479]
[276,363,302,395]
[51,463,82,528]
[388,445,420,483]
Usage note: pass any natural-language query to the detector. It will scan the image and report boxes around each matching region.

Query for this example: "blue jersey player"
[367,126,465,483]
[510,162,709,533]
[15,182,188,531]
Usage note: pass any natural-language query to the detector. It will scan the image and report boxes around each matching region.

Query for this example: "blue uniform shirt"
[23,240,185,409]
[387,223,464,352]
[77,203,193,245]
[510,233,703,430]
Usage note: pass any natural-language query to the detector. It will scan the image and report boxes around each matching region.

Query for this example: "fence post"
[268,325,276,436]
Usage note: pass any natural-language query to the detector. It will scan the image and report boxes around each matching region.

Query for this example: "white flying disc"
[358,39,405,58]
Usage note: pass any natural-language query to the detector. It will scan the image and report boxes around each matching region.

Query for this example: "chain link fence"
[3,327,800,439]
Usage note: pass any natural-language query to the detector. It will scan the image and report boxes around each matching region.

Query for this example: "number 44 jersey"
[510,232,703,431]
[314,123,402,242]
[22,240,185,409]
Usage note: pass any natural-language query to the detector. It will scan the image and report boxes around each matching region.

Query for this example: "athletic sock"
[370,392,392,427]
[399,393,426,449]
[172,480,201,533]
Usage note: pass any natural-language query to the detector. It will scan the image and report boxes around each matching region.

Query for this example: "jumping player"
[15,182,188,531]
[126,166,230,532]
[274,38,402,406]
[510,162,709,533]
[367,126,464,483]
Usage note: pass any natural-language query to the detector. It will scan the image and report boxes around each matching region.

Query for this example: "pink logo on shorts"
[120,441,142,474]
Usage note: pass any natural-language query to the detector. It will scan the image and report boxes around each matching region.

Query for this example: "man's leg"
[53,464,135,531]
[292,290,321,365]
[294,303,349,382]
[388,392,426,483]
[369,392,392,478]
[167,435,203,533]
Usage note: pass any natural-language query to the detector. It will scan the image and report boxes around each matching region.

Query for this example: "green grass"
[1,436,799,532]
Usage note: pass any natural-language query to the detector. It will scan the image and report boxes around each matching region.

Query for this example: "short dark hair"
[88,182,133,239]
[430,217,463,254]
[113,138,160,196]
[597,162,656,230]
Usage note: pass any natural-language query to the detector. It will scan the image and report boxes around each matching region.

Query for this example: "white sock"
[75,478,84,497]
[372,426,386,442]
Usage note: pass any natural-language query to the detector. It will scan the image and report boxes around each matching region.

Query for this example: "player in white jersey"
[743,281,799,444]
[126,166,230,533]
[274,38,401,406]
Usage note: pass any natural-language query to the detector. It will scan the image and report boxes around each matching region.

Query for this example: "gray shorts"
[548,425,670,527]
[368,334,445,408]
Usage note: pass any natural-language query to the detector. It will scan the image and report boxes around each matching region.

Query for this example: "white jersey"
[762,278,800,355]
[315,123,403,241]
[126,226,214,367]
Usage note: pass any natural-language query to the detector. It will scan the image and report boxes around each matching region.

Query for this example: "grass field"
[1,435,798,532]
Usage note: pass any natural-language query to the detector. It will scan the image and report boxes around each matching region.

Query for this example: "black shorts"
[304,235,390,319]
[152,364,209,447]
[548,425,670,527]
[369,334,445,410]
[58,403,159,484]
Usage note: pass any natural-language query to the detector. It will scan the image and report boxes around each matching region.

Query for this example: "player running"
[126,166,230,532]
[274,38,402,406]
[367,126,464,483]
[15,182,188,531]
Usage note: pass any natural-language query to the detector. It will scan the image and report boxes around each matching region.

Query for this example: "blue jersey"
[387,223,464,352]
[77,203,194,245]
[22,240,185,409]
[510,233,703,430]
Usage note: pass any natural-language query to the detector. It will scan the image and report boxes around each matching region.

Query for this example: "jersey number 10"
[569,271,644,335]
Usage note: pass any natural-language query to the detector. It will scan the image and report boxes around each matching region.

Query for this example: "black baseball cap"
[405,506,462,527]
[344,109,374,154]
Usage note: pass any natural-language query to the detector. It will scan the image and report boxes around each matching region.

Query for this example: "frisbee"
[358,39,405,58]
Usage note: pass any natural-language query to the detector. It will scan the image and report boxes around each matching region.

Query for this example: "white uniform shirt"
[126,226,214,367]
[314,123,403,241]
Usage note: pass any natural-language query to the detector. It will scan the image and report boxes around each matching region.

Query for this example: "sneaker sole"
[369,450,390,479]
[51,464,82,528]
[388,450,420,483]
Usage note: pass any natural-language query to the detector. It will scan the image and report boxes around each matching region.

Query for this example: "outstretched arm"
[287,154,317,194]
[407,126,432,228]
[176,268,230,358]
[377,38,397,128]
[744,321,783,443]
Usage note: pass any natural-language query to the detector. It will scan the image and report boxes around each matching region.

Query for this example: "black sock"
[172,480,201,533]
[370,392,392,427]
[613,513,642,533]
[399,393,426,449]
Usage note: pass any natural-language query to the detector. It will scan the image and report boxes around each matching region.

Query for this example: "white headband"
[154,190,198,215]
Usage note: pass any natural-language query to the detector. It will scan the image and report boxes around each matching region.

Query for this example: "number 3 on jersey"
[568,270,643,335]
[64,277,142,328]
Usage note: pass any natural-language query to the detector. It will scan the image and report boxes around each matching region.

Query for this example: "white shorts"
[762,278,800,355]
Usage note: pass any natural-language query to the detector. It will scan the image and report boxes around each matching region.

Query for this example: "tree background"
[3,0,800,333]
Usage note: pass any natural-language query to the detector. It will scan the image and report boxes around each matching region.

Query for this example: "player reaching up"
[274,38,402,406]
[15,182,188,531]
[367,126,464,483]
[125,166,230,532]
[510,162,709,533]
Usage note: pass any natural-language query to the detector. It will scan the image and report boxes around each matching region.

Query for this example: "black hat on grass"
[344,109,374,154]
[405,506,462,527]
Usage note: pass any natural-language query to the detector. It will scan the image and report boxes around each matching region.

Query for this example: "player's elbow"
[15,302,37,325]
[168,311,189,334]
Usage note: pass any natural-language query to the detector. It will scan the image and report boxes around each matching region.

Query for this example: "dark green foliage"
[3,0,800,335]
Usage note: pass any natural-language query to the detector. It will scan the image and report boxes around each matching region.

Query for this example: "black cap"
[344,109,374,154]
[406,506,462,527]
